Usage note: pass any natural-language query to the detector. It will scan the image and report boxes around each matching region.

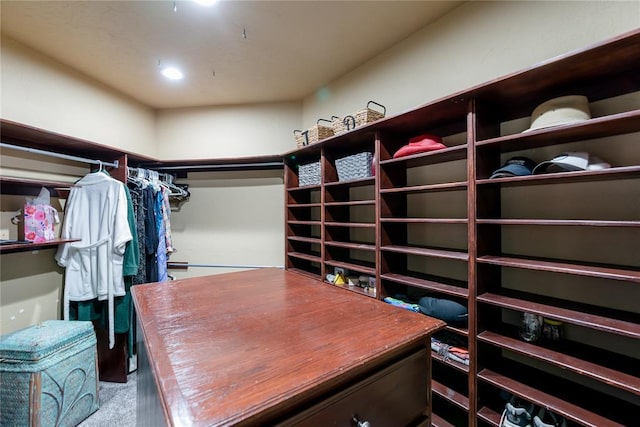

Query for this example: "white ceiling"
[0,1,463,109]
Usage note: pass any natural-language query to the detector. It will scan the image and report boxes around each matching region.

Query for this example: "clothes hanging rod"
[168,262,284,269]
[148,162,284,171]
[0,142,119,169]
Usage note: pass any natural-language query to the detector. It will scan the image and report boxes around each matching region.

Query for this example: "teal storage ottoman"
[0,320,99,426]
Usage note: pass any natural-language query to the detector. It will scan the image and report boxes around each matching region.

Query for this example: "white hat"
[533,152,610,174]
[524,95,591,132]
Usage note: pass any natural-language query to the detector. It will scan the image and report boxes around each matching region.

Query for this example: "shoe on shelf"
[533,407,567,427]
[500,396,535,427]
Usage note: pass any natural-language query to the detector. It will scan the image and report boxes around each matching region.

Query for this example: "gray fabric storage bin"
[336,152,373,182]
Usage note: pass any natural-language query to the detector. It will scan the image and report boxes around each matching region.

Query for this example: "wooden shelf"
[381,217,468,224]
[444,325,469,337]
[0,176,75,198]
[324,221,375,228]
[286,267,321,280]
[430,412,456,427]
[324,176,374,188]
[287,220,321,226]
[379,181,467,194]
[324,200,374,207]
[0,238,80,254]
[324,241,376,252]
[382,245,469,261]
[381,273,468,298]
[283,30,640,426]
[477,369,623,427]
[328,281,377,298]
[379,144,467,168]
[287,184,321,192]
[432,380,469,411]
[477,331,640,395]
[477,255,640,283]
[477,292,640,339]
[477,218,640,227]
[287,236,321,244]
[476,406,501,427]
[324,259,375,276]
[287,202,322,209]
[286,251,321,263]
[432,351,470,374]
[476,110,640,151]
[476,166,640,186]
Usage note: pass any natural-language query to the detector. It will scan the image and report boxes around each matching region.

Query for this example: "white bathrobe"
[55,172,132,349]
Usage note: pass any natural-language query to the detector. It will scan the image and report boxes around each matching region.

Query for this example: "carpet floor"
[78,372,137,427]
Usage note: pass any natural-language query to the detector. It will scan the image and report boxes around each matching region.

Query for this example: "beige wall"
[0,35,156,157]
[302,1,640,125]
[155,102,301,159]
[167,170,285,280]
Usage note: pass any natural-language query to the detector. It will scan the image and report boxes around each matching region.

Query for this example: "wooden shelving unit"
[284,29,640,426]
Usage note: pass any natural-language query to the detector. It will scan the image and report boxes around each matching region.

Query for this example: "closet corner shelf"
[0,238,80,254]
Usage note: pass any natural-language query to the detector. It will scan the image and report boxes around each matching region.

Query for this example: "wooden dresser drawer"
[279,348,429,426]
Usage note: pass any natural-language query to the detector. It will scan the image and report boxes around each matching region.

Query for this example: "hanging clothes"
[143,186,159,283]
[155,187,168,282]
[56,171,132,349]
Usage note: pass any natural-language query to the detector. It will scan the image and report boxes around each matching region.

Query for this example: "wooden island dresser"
[132,268,445,426]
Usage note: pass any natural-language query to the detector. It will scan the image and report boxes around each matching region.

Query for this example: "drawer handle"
[351,415,371,427]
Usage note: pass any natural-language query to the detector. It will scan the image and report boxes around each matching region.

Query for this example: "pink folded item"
[393,134,446,158]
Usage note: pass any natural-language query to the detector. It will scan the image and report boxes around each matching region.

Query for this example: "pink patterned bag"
[23,203,59,242]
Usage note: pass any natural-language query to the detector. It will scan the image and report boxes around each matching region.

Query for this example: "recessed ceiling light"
[161,66,184,80]
[193,0,218,6]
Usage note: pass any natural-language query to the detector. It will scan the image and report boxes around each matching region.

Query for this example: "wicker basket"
[335,152,374,182]
[294,119,334,148]
[298,161,321,186]
[0,320,99,427]
[332,101,386,136]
